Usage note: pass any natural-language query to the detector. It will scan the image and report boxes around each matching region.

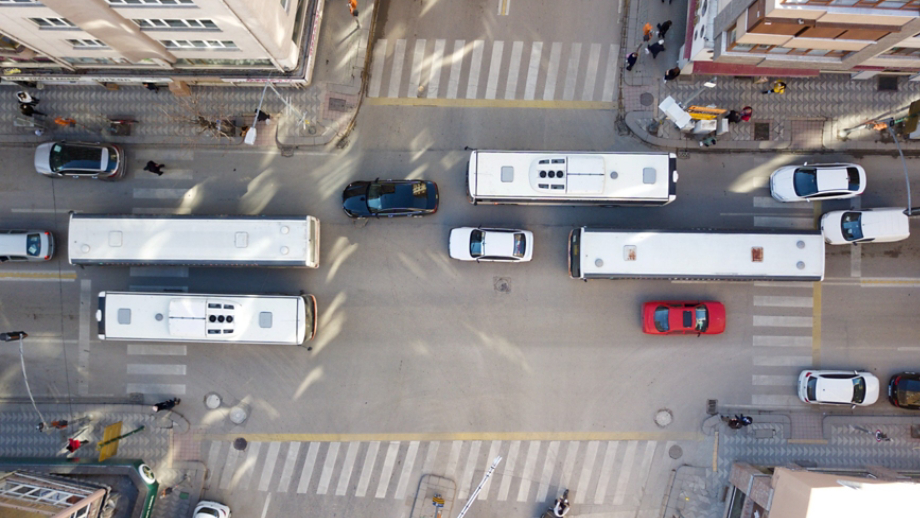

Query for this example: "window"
[26,234,41,257]
[693,305,709,332]
[67,39,108,49]
[161,40,237,50]
[135,19,218,30]
[840,212,863,241]
[469,230,484,258]
[108,0,194,5]
[30,17,76,29]
[653,306,670,332]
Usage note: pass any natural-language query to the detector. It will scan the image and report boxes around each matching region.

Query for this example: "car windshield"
[512,233,526,258]
[469,230,485,257]
[49,143,103,174]
[897,378,920,406]
[196,509,220,518]
[806,377,818,401]
[846,167,861,190]
[792,168,818,197]
[840,212,863,241]
[25,233,41,257]
[851,377,867,403]
[366,182,430,213]
[693,305,709,331]
[653,306,670,332]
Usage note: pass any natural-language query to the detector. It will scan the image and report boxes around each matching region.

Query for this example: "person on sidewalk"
[19,103,45,117]
[657,20,672,39]
[762,80,786,94]
[144,161,165,176]
[740,106,753,121]
[37,420,68,432]
[65,438,90,454]
[663,66,681,83]
[642,22,653,42]
[645,40,666,59]
[152,397,181,412]
[726,110,742,124]
[625,52,638,72]
[144,82,160,93]
[17,91,38,105]
[255,109,271,123]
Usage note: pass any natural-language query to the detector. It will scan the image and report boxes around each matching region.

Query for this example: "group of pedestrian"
[628,20,672,72]
[17,90,45,117]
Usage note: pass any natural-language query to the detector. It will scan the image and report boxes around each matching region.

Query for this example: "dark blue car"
[342,179,439,218]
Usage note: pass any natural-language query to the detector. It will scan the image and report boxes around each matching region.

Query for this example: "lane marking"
[125,383,185,394]
[132,188,190,199]
[753,216,815,229]
[78,279,91,396]
[128,344,187,355]
[535,440,559,502]
[422,440,440,473]
[355,440,380,497]
[560,440,579,492]
[601,44,618,103]
[126,364,186,375]
[393,440,420,499]
[258,441,281,491]
[427,39,446,99]
[199,431,704,442]
[561,43,581,101]
[447,40,465,99]
[612,441,637,505]
[516,441,540,502]
[388,39,407,98]
[524,42,543,101]
[753,295,813,307]
[496,440,519,501]
[368,39,387,97]
[458,440,481,500]
[543,42,562,100]
[296,442,320,493]
[581,43,601,101]
[466,40,485,99]
[446,440,462,479]
[335,441,360,496]
[10,208,63,213]
[485,41,504,100]
[753,336,812,347]
[408,39,426,97]
[375,441,401,498]
[573,440,599,504]
[207,441,223,487]
[236,441,261,490]
[316,442,339,494]
[752,375,798,386]
[753,315,812,327]
[219,445,241,490]
[259,494,271,518]
[504,42,524,100]
[131,207,192,215]
[497,0,511,15]
[752,356,811,367]
[0,271,77,281]
[276,441,301,493]
[479,440,502,500]
[594,441,618,504]
[812,282,822,366]
[752,395,802,406]
[361,97,612,109]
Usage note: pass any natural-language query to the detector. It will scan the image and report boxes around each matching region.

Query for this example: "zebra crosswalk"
[204,438,672,508]
[368,38,620,104]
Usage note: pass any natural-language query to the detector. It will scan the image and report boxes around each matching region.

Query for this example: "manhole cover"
[639,92,654,107]
[669,445,683,459]
[754,122,770,141]
[229,405,249,424]
[493,277,511,294]
[328,97,348,112]
[233,437,248,451]
[205,393,221,409]
[654,409,673,428]
[878,75,898,92]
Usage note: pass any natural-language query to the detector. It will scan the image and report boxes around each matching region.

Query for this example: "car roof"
[482,230,516,255]
[815,168,850,192]
[815,376,856,402]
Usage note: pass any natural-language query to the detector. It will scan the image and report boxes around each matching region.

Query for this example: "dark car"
[888,372,920,409]
[342,179,439,218]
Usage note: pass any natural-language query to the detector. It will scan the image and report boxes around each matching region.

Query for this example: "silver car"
[34,141,126,180]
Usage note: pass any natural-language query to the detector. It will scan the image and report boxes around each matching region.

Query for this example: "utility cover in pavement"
[754,123,770,141]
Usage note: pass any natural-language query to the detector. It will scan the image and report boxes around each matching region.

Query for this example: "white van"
[0,229,54,262]
[820,208,910,245]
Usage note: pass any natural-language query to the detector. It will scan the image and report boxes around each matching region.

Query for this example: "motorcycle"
[541,489,571,518]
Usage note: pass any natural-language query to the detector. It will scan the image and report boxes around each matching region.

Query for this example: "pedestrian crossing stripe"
[198,431,702,442]
[365,97,612,109]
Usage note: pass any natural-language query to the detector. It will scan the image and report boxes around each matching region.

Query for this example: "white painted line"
[447,40,465,99]
[601,44,618,102]
[129,266,189,278]
[375,441,401,498]
[516,441,540,502]
[276,441,301,493]
[593,441,618,504]
[497,0,511,15]
[753,196,808,209]
[258,441,282,491]
[206,441,224,487]
[478,440,502,500]
[235,441,261,490]
[574,440,599,504]
[562,43,581,101]
[131,207,192,215]
[78,279,91,396]
[754,216,815,229]
[445,440,462,479]
[542,42,562,100]
[388,39,406,98]
[126,364,186,375]
[753,281,815,288]
[753,335,812,347]
[393,440,420,499]
[485,41,504,100]
[259,493,271,518]
[497,440,519,501]
[561,441,579,494]
[335,441,360,496]
[466,40,485,99]
[296,442,321,494]
[132,188,189,199]
[582,44,601,101]
[126,285,188,293]
[851,243,861,278]
[753,375,798,386]
[316,442,340,494]
[898,347,920,352]
[127,344,187,356]
[504,42,523,99]
[752,394,801,406]
[408,39,426,97]
[355,441,380,497]
[427,39,446,98]
[633,441,657,506]
[612,441,637,505]
[753,315,813,327]
[422,440,440,473]
[535,440,560,502]
[524,42,543,101]
[219,445,241,490]
[458,440,481,500]
[368,39,387,97]
[10,208,60,213]
[754,295,813,307]
[125,383,185,394]
[753,355,812,367]
[136,169,193,180]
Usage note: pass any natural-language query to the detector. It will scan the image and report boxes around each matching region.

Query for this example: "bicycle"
[850,425,891,442]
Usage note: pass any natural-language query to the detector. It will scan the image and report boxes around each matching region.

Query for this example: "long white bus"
[467,150,678,206]
[69,214,320,268]
[97,291,317,345]
[568,228,825,281]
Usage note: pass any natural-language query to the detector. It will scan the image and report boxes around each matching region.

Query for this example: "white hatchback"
[770,163,866,202]
[449,227,534,262]
[194,500,230,518]
[820,207,910,245]
[797,370,879,406]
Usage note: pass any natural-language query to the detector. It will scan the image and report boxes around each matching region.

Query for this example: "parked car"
[193,500,230,518]
[449,227,534,262]
[797,370,879,406]
[0,229,54,262]
[641,301,726,335]
[34,141,125,180]
[888,372,920,409]
[820,208,910,245]
[770,163,866,202]
[342,179,439,218]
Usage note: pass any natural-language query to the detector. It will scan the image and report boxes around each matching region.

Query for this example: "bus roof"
[577,228,824,280]
[469,151,675,202]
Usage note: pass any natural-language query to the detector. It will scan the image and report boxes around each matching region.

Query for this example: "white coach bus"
[568,228,825,281]
[69,214,320,268]
[466,150,678,206]
[97,291,317,345]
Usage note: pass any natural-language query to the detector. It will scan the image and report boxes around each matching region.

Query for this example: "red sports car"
[642,301,726,335]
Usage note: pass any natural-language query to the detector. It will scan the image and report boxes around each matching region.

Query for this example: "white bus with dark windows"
[97,291,317,345]
[68,213,320,268]
[568,228,825,281]
[466,150,678,206]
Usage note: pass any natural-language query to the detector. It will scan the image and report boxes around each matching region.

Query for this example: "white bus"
[68,214,320,268]
[568,228,825,281]
[466,150,678,206]
[97,291,317,345]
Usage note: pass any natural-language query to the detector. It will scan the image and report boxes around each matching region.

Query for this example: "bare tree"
[161,93,239,141]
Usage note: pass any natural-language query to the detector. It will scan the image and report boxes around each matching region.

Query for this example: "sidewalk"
[622,0,920,153]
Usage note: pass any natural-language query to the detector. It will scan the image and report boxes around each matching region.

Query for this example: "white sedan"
[770,163,866,202]
[194,501,230,518]
[820,207,910,245]
[449,227,533,262]
[797,370,879,406]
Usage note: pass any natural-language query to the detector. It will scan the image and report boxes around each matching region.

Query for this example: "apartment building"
[0,0,320,87]
[682,0,920,77]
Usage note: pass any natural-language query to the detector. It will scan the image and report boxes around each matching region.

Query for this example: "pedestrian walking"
[37,420,69,432]
[657,20,672,39]
[625,52,638,72]
[17,91,38,105]
[144,82,160,93]
[663,66,681,83]
[642,22,653,42]
[255,109,271,123]
[152,397,180,412]
[762,80,786,94]
[19,103,45,117]
[740,106,753,121]
[65,438,89,453]
[726,110,742,124]
[144,161,165,176]
[645,40,666,59]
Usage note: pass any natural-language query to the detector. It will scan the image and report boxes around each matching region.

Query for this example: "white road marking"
[497,440,519,501]
[445,440,463,478]
[388,39,407,98]
[335,441,361,496]
[851,244,861,277]
[754,216,814,228]
[574,440,599,504]
[131,207,192,215]
[516,441,540,502]
[126,364,185,375]
[355,441,380,497]
[582,44,601,101]
[753,375,798,386]
[753,315,813,327]
[458,440,481,500]
[408,39,426,97]
[754,196,808,208]
[127,285,188,293]
[634,441,657,505]
[316,442,340,494]
[562,43,581,101]
[497,0,511,15]
[561,440,579,490]
[612,441,637,505]
[447,40,465,99]
[535,440,560,502]
[466,40,485,99]
[478,440,502,500]
[259,494,271,518]
[258,441,282,491]
[368,39,387,97]
[422,440,440,473]
[753,281,815,288]
[753,356,812,366]
[752,394,801,406]
[524,42,543,101]
[754,296,813,307]
[543,43,562,100]
[427,40,446,98]
[236,441,261,489]
[504,42,523,99]
[594,441,618,504]
[296,442,321,493]
[276,441,301,493]
[78,279,91,396]
[129,266,189,277]
[125,383,185,394]
[132,188,189,199]
[127,344,187,355]
[601,44,618,102]
[375,441,401,498]
[753,335,812,347]
[219,445,241,489]
[485,41,504,99]
[394,440,420,499]
[10,208,61,213]
[207,441,224,486]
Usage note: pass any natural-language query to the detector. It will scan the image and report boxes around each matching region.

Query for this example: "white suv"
[820,207,910,245]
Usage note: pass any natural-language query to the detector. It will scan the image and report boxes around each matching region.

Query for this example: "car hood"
[342,183,369,216]
[34,142,54,175]
[449,228,475,260]
[770,167,798,201]
[704,302,726,334]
